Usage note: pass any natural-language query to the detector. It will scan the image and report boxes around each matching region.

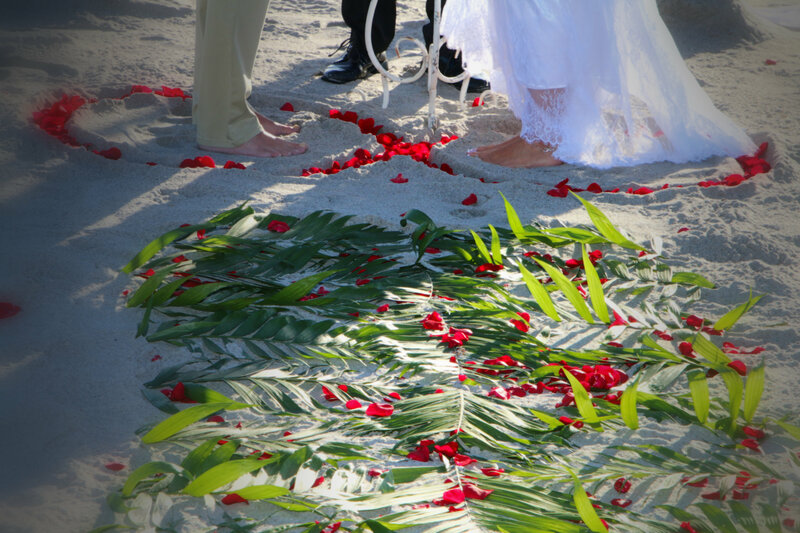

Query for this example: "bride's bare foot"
[475,136,563,168]
[199,131,307,158]
[467,136,519,155]
[257,113,300,136]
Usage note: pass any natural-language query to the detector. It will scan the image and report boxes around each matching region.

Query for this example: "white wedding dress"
[440,0,756,168]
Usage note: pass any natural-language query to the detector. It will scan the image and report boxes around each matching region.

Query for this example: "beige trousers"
[193,0,270,148]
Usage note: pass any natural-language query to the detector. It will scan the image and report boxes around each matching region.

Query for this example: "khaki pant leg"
[194,0,270,148]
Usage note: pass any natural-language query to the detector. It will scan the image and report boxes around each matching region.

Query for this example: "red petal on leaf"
[679,342,696,358]
[680,522,699,533]
[609,310,628,327]
[463,483,493,500]
[434,441,459,457]
[614,477,632,493]
[440,488,466,504]
[727,360,747,376]
[207,415,224,423]
[312,476,325,487]
[510,319,529,333]
[741,438,761,452]
[267,220,290,233]
[388,392,402,401]
[345,399,363,410]
[368,469,385,477]
[481,468,504,477]
[743,426,766,439]
[407,445,431,462]
[376,304,390,313]
[701,491,723,500]
[365,403,394,417]
[338,384,348,392]
[685,315,704,328]
[105,462,125,471]
[221,493,248,505]
[683,477,708,488]
[461,193,478,205]
[0,302,21,319]
[453,454,477,466]
[280,102,294,112]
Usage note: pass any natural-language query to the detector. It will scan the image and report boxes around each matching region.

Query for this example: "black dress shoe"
[437,51,490,94]
[322,42,387,84]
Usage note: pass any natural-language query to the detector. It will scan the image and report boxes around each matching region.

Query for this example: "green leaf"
[489,225,502,265]
[122,225,206,274]
[695,502,739,533]
[687,370,710,424]
[771,418,800,441]
[562,369,601,426]
[714,293,763,331]
[720,369,744,433]
[582,245,609,323]
[169,282,237,307]
[264,270,340,305]
[727,501,759,533]
[280,446,313,480]
[232,484,291,500]
[567,468,608,532]
[126,268,175,308]
[183,459,265,496]
[390,466,443,484]
[532,258,594,324]
[501,193,526,240]
[518,262,561,322]
[362,520,407,533]
[691,334,731,365]
[141,402,241,444]
[122,461,179,496]
[620,379,639,430]
[518,261,560,322]
[743,362,765,422]
[470,230,492,264]
[570,193,643,250]
[671,272,716,289]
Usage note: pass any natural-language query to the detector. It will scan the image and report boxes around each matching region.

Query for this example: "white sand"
[1,0,799,531]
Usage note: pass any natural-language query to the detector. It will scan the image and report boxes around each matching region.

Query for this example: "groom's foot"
[322,40,387,84]
[257,113,300,136]
[472,136,562,168]
[199,131,307,158]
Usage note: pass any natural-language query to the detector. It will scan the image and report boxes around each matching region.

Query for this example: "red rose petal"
[365,403,394,417]
[221,493,248,505]
[280,102,294,112]
[345,399,363,410]
[461,193,478,206]
[105,462,125,471]
[0,302,21,319]
[390,173,408,183]
[267,220,290,233]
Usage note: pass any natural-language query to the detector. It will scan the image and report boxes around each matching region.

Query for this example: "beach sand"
[1,0,799,531]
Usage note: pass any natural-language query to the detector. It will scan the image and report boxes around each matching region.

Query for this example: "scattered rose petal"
[743,426,766,439]
[614,477,632,494]
[727,359,748,376]
[223,160,246,169]
[765,59,777,65]
[345,399,363,410]
[105,462,125,471]
[280,102,294,112]
[365,403,394,417]
[207,415,224,423]
[376,303,390,313]
[0,302,22,319]
[267,220,290,233]
[462,193,478,205]
[390,173,408,183]
[611,498,632,508]
[221,493,248,505]
[741,438,762,452]
[480,468,504,477]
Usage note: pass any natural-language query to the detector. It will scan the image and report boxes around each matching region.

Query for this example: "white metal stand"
[364,0,470,137]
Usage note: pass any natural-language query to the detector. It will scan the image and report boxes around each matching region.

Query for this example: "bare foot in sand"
[470,136,563,168]
[199,131,307,158]
[467,136,519,155]
[257,113,300,136]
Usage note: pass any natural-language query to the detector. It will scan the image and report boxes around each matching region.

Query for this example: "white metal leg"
[365,0,471,138]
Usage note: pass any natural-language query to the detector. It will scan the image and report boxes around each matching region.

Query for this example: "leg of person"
[424,0,489,93]
[321,0,395,84]
[194,0,306,157]
[472,88,563,168]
